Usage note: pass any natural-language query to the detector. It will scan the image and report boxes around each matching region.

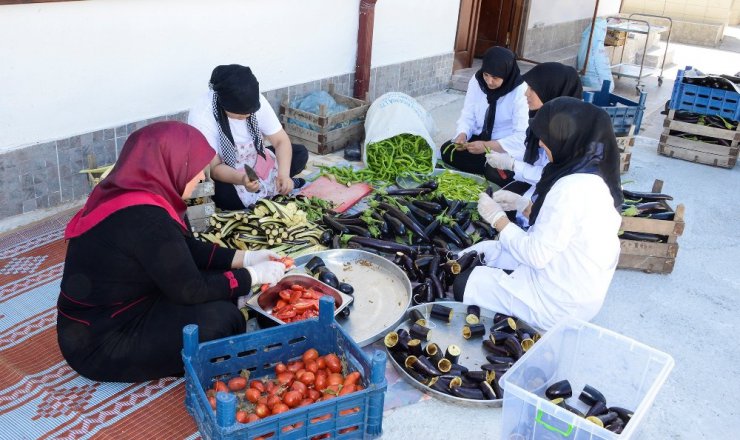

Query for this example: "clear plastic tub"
[500,318,674,439]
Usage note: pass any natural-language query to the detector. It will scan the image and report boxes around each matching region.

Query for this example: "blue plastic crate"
[583,80,646,135]
[182,296,387,440]
[670,66,740,121]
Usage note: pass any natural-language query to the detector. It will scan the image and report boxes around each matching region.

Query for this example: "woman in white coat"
[453,97,624,330]
[440,47,529,188]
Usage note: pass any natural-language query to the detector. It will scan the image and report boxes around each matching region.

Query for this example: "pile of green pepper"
[432,171,487,202]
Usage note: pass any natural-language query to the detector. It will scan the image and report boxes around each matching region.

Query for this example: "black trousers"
[439,135,520,187]
[213,144,309,210]
[58,296,246,382]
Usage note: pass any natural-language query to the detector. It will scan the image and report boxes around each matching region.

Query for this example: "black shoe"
[344,142,362,161]
[292,177,306,189]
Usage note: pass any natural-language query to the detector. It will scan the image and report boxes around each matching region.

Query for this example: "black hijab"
[522,62,583,164]
[474,47,524,141]
[528,97,623,225]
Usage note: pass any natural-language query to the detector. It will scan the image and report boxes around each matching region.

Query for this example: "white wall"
[527,0,621,28]
[0,0,361,153]
[372,0,460,67]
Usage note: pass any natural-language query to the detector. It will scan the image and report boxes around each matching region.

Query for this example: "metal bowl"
[292,249,412,347]
[246,274,353,325]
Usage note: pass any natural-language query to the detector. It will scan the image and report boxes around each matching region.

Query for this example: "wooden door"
[474,0,524,56]
[453,0,482,71]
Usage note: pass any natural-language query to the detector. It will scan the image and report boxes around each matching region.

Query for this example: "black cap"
[209,64,261,114]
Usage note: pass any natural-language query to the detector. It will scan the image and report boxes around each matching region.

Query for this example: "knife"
[243,164,259,182]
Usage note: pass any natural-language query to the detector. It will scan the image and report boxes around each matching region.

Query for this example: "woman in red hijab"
[58,121,286,382]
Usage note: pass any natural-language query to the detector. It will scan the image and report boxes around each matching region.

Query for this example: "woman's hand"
[246,261,286,286]
[243,249,280,267]
[453,133,467,149]
[276,174,294,195]
[464,141,488,155]
[242,175,260,193]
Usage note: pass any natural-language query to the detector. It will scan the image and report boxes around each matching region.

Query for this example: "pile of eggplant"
[303,256,354,318]
[542,380,634,434]
[385,304,542,401]
[620,188,675,243]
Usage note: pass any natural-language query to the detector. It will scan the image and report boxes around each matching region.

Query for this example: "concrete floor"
[379,42,740,439]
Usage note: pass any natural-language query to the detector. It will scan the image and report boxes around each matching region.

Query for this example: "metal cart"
[607,13,673,94]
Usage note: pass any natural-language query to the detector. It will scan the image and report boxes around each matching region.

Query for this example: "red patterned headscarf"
[65,121,215,238]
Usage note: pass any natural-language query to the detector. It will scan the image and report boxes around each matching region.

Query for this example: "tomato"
[250,380,265,393]
[264,381,275,394]
[282,425,295,433]
[307,388,321,401]
[278,290,292,301]
[287,361,304,373]
[323,383,341,396]
[294,369,306,379]
[290,380,307,396]
[316,357,327,370]
[274,299,287,311]
[228,377,247,391]
[310,414,332,423]
[324,353,342,373]
[339,427,358,434]
[299,371,315,386]
[257,396,268,406]
[327,373,344,386]
[339,383,356,396]
[283,390,302,408]
[305,360,318,374]
[245,388,261,403]
[247,413,260,423]
[299,398,314,407]
[255,403,270,418]
[272,403,289,415]
[276,372,295,386]
[208,395,217,410]
[274,363,287,374]
[290,284,305,292]
[314,374,327,390]
[343,371,361,387]
[266,394,281,409]
[214,380,229,393]
[236,410,249,423]
[355,384,364,391]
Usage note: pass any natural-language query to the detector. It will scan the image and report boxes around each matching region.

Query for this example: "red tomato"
[305,360,318,374]
[228,377,247,391]
[287,361,304,373]
[208,395,217,410]
[299,371,315,386]
[356,384,364,391]
[324,354,342,373]
[274,363,287,374]
[214,380,229,393]
[323,384,341,396]
[250,380,265,393]
[327,373,344,386]
[245,388,261,404]
[303,348,319,363]
[264,381,275,393]
[343,371,361,387]
[255,403,270,418]
[276,372,295,386]
[290,380,307,397]
[267,394,281,409]
[247,413,260,423]
[339,383,356,396]
[307,388,321,401]
[316,357,327,370]
[283,390,302,408]
[314,374,327,390]
[272,403,290,415]
[236,410,249,423]
[299,398,314,407]
[291,284,305,291]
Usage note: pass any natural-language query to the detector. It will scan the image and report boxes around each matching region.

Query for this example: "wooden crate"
[617,180,685,274]
[280,83,369,155]
[617,133,634,174]
[186,179,215,233]
[658,110,739,169]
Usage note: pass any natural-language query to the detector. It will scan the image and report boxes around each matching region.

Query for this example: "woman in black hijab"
[440,47,529,185]
[453,97,623,330]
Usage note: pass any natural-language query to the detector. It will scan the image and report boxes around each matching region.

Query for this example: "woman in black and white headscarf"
[188,64,308,210]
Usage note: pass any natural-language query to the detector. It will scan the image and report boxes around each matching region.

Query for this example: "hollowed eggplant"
[407,338,423,356]
[444,344,461,364]
[449,384,486,400]
[455,251,479,273]
[585,400,608,418]
[424,342,441,360]
[448,363,469,374]
[305,256,326,274]
[609,406,633,423]
[430,304,453,323]
[479,381,498,399]
[489,331,515,345]
[519,334,535,352]
[545,380,572,400]
[429,378,454,395]
[485,355,515,366]
[605,418,625,434]
[465,370,495,384]
[411,355,442,377]
[481,363,511,373]
[586,412,618,427]
[492,376,504,399]
[579,384,607,406]
[337,282,354,295]
[462,323,486,339]
[491,317,517,333]
[551,398,585,417]
[442,260,462,277]
[389,349,410,367]
[503,336,524,359]
[437,358,452,373]
[408,308,427,326]
[482,340,510,357]
[409,323,431,341]
[384,332,401,351]
[465,305,480,325]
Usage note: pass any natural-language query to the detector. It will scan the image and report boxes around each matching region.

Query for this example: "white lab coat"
[512,148,549,186]
[463,174,621,330]
[455,77,529,160]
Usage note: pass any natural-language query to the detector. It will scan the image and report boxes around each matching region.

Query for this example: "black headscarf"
[208,65,265,166]
[522,62,583,164]
[474,47,524,141]
[528,97,623,225]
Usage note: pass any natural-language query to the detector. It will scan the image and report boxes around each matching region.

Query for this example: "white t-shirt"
[188,91,284,207]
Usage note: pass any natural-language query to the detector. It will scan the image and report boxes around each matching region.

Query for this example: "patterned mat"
[0,211,425,439]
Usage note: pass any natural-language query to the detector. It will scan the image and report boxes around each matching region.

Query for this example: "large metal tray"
[292,249,412,347]
[386,301,505,407]
[246,274,353,325]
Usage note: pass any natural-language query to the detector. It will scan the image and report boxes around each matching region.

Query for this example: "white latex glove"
[485,151,515,171]
[243,249,279,267]
[459,240,502,266]
[245,261,286,286]
[478,192,506,226]
[493,190,530,213]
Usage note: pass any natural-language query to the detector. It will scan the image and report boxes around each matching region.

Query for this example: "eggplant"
[319,229,334,246]
[622,189,673,201]
[465,370,494,383]
[447,200,464,217]
[409,323,432,340]
[619,231,665,242]
[384,331,402,351]
[305,256,326,274]
[334,217,368,226]
[545,380,572,400]
[411,282,428,305]
[609,406,633,423]
[389,349,410,367]
[442,260,462,278]
[401,201,434,224]
[432,237,450,251]
[449,384,487,400]
[330,234,341,249]
[430,304,453,323]
[414,255,434,269]
[579,384,607,406]
[492,317,517,333]
[437,358,452,373]
[407,368,430,385]
[422,278,435,303]
[322,214,350,235]
[423,219,440,238]
[465,305,480,325]
[454,209,471,224]
[489,331,516,345]
[419,180,439,190]
[438,224,464,248]
[473,220,496,239]
[586,400,609,418]
[348,236,416,256]
[412,199,444,214]
[551,398,585,417]
[344,224,373,238]
[429,378,454,395]
[429,275,446,300]
[491,376,504,399]
[519,333,535,352]
[378,202,430,242]
[635,201,670,214]
[383,212,406,236]
[449,363,469,374]
[482,340,510,357]
[444,344,461,364]
[481,363,511,373]
[407,339,423,356]
[339,307,351,319]
[424,342,441,359]
[455,251,479,273]
[462,323,486,339]
[385,187,433,196]
[605,418,625,434]
[317,267,340,289]
[503,336,524,360]
[396,252,424,281]
[515,320,542,342]
[479,381,498,399]
[493,312,513,323]
[586,412,619,427]
[485,355,515,366]
[408,308,426,326]
[647,211,675,220]
[410,355,442,377]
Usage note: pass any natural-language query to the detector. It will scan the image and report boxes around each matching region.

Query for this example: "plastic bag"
[577,18,614,91]
[288,91,355,131]
[362,92,438,167]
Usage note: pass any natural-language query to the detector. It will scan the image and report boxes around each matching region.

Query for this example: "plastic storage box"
[182,296,387,440]
[670,67,740,121]
[500,318,674,440]
[584,80,647,136]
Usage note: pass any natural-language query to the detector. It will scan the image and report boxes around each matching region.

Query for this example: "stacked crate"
[660,67,740,168]
[186,178,215,233]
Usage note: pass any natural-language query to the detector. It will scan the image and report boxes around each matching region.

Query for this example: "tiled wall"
[0,53,453,221]
[521,18,592,64]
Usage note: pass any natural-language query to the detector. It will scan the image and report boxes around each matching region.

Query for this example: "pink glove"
[478,192,506,226]
[246,261,286,286]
